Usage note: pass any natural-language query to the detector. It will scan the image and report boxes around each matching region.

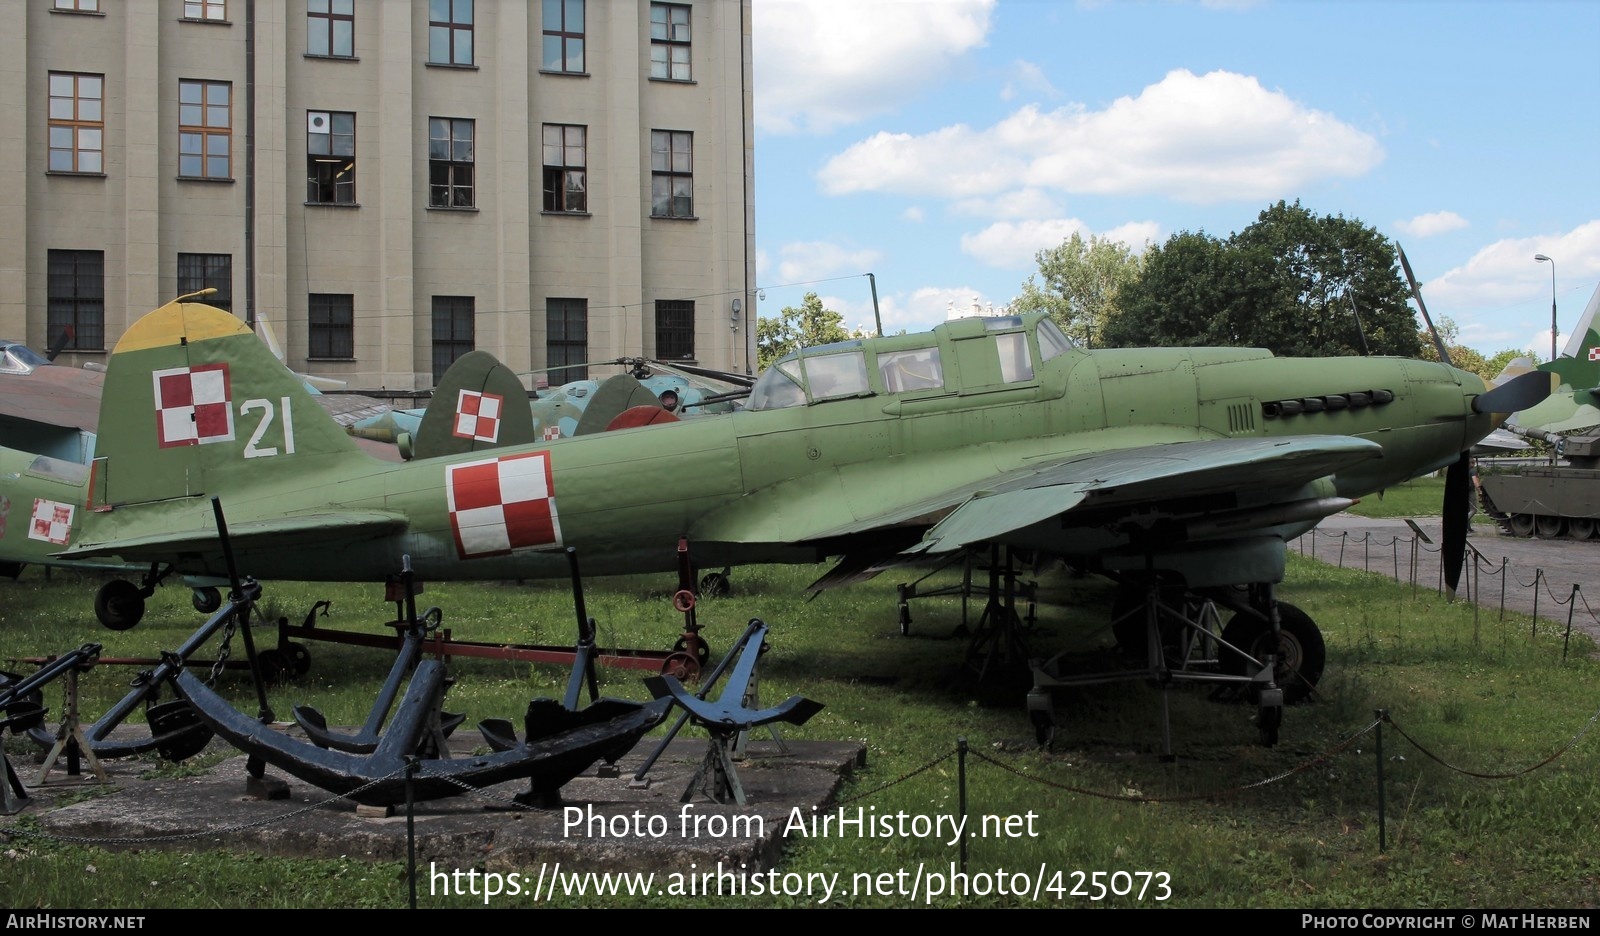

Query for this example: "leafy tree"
[1105,201,1421,358]
[756,292,850,371]
[1012,232,1142,347]
[1413,318,1535,380]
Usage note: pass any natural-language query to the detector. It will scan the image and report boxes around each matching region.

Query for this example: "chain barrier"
[1299,527,1600,633]
[416,767,558,813]
[965,718,1381,804]
[1383,704,1600,780]
[833,749,957,807]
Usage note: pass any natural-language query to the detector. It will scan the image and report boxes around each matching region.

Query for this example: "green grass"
[2,560,1598,908]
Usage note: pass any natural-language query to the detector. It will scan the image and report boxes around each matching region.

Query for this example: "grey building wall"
[4,0,756,390]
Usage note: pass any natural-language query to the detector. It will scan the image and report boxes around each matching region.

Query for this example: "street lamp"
[1534,254,1556,363]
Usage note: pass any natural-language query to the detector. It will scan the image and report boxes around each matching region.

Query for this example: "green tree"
[1105,201,1421,358]
[1012,232,1143,347]
[756,292,850,371]
[1414,318,1535,380]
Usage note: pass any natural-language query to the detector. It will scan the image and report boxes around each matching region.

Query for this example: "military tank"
[1480,429,1600,539]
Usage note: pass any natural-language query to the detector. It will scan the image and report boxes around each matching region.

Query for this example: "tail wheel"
[1219,602,1325,704]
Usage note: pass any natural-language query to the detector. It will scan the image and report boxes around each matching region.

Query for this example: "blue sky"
[750,0,1600,357]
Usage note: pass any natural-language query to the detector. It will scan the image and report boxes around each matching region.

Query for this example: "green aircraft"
[0,298,1549,694]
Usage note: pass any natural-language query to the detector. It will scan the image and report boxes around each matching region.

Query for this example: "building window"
[650,130,692,218]
[306,111,355,204]
[47,73,103,174]
[432,296,475,383]
[547,299,587,384]
[428,0,473,66]
[53,0,101,11]
[655,299,694,360]
[184,0,227,20]
[47,250,105,351]
[541,124,586,213]
[307,0,354,57]
[177,254,232,312]
[428,118,474,208]
[649,3,691,81]
[541,0,584,73]
[179,80,231,179]
[309,294,354,359]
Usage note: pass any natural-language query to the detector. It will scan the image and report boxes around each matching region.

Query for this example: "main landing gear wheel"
[1507,514,1536,538]
[94,579,146,631]
[191,586,223,615]
[1219,601,1325,704]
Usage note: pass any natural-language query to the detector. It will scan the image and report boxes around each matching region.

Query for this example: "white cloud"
[754,0,996,134]
[1395,211,1469,238]
[951,188,1064,220]
[1000,60,1060,102]
[1424,221,1600,312]
[959,219,1162,269]
[772,241,884,284]
[902,206,926,223]
[819,69,1383,204]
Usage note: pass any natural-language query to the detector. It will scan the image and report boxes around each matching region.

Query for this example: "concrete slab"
[1,726,866,873]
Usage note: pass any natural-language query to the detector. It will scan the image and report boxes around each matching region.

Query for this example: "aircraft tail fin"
[96,299,370,506]
[413,350,536,459]
[573,374,665,436]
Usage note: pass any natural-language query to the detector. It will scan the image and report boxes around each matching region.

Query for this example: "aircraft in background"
[0,299,1548,718]
[349,356,749,454]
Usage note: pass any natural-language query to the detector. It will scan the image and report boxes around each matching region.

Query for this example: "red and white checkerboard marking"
[1587,347,1599,361]
[29,498,74,546]
[542,425,562,441]
[153,363,235,448]
[446,452,562,558]
[452,389,503,443]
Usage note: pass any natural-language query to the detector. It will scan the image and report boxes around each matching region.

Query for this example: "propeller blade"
[1441,454,1471,598]
[1397,243,1452,367]
[1474,370,1556,415]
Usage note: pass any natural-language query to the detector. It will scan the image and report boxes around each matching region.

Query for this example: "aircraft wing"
[909,435,1378,553]
[57,511,409,561]
[698,434,1381,558]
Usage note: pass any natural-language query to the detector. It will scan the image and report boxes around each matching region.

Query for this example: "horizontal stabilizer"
[58,510,408,561]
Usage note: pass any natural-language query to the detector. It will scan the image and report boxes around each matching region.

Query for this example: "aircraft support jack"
[641,620,823,805]
[963,545,1035,682]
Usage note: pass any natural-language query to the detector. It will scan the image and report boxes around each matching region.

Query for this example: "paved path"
[1296,514,1599,642]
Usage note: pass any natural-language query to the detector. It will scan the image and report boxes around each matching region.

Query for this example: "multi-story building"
[0,0,756,391]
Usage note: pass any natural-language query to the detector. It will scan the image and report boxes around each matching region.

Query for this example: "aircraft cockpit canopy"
[746,312,1075,412]
[0,341,48,376]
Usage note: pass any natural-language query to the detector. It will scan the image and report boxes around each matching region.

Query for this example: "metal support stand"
[37,667,107,785]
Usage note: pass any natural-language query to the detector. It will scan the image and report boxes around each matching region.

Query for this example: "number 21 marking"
[241,397,297,459]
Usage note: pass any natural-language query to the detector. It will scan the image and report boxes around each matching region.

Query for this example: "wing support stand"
[963,545,1035,682]
[641,620,823,806]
